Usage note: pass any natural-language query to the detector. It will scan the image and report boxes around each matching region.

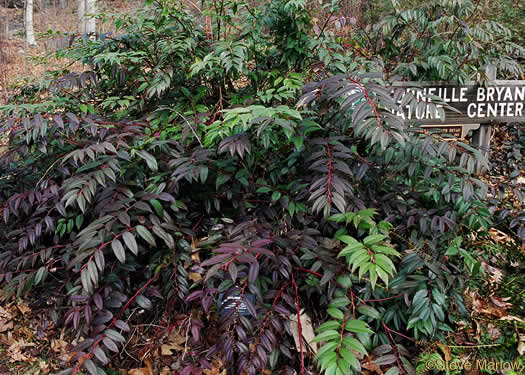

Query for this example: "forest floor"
[0,0,142,103]
[0,0,140,155]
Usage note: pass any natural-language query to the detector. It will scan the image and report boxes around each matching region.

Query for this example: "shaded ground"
[0,0,142,104]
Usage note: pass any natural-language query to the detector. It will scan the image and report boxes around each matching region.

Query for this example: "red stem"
[295,267,322,277]
[363,291,412,303]
[326,143,334,205]
[382,321,404,374]
[72,272,159,374]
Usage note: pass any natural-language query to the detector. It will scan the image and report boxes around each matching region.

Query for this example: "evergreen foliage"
[0,0,523,373]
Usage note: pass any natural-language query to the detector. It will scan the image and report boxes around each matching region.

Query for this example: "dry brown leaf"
[159,327,187,355]
[489,296,512,308]
[467,289,511,318]
[480,261,503,285]
[17,303,31,316]
[128,368,153,375]
[474,320,482,341]
[168,329,186,344]
[203,360,227,375]
[0,321,13,333]
[8,339,36,363]
[289,310,319,356]
[486,323,501,340]
[129,358,154,375]
[0,306,12,320]
[518,334,525,356]
[160,343,180,356]
[39,360,51,374]
[67,351,81,364]
[488,228,515,244]
[362,360,384,374]
[499,315,525,323]
[191,251,200,263]
[51,339,68,353]
[189,272,202,282]
[438,343,452,361]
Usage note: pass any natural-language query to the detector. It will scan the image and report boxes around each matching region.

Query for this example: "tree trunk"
[24,0,36,46]
[78,0,95,35]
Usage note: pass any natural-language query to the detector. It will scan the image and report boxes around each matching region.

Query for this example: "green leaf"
[136,295,152,309]
[122,232,138,255]
[371,245,400,257]
[369,264,377,290]
[112,239,126,263]
[315,341,339,362]
[336,274,352,289]
[384,367,400,375]
[344,319,373,334]
[363,234,387,246]
[329,297,350,309]
[136,225,156,247]
[342,336,367,355]
[338,243,365,258]
[200,166,208,183]
[34,266,46,285]
[339,347,358,370]
[445,245,459,256]
[137,150,158,171]
[75,215,84,230]
[216,174,231,188]
[375,254,396,275]
[327,307,345,320]
[311,329,340,343]
[149,199,164,217]
[357,305,381,320]
[316,320,341,332]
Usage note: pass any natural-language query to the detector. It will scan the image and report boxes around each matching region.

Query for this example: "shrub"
[0,0,522,374]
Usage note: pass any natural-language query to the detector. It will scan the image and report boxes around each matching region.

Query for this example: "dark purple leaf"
[93,346,109,364]
[71,338,94,352]
[248,261,259,284]
[185,290,203,302]
[102,336,119,352]
[114,319,130,332]
[201,254,231,267]
[93,293,103,310]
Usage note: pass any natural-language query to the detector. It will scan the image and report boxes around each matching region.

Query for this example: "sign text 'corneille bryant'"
[391,81,525,125]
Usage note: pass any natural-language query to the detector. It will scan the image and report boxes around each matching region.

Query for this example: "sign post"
[471,64,497,158]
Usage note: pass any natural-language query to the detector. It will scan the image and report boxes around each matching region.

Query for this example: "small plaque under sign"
[421,125,463,137]
[218,293,255,316]
[413,123,480,138]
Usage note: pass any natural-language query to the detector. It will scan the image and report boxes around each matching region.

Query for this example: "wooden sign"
[392,80,525,125]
